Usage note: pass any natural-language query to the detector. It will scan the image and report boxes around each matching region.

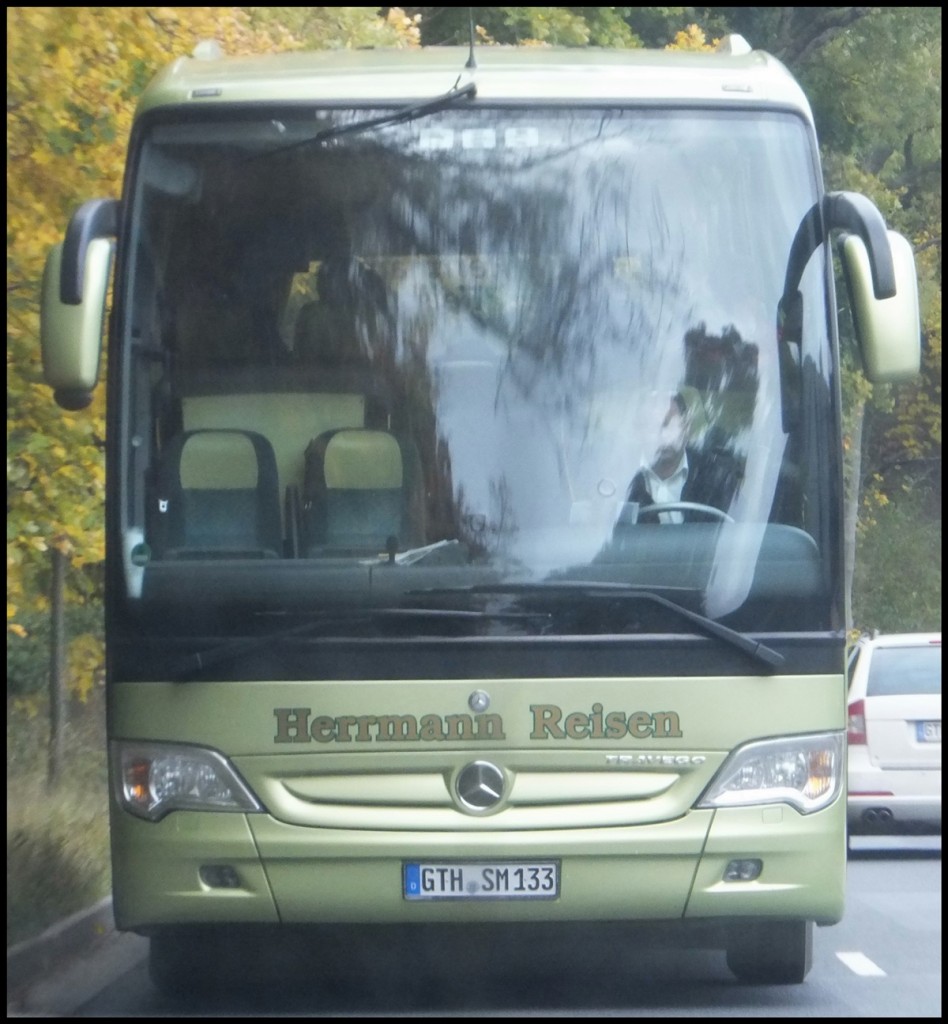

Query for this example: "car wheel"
[726,920,813,984]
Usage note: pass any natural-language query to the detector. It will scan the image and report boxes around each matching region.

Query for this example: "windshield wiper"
[252,79,477,164]
[170,602,547,682]
[314,79,476,143]
[408,581,785,671]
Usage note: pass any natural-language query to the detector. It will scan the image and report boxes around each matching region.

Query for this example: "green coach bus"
[41,37,920,989]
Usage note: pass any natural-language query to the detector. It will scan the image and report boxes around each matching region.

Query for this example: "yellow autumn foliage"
[666,25,717,52]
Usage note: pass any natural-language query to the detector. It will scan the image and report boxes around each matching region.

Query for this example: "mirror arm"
[61,198,120,304]
[822,192,896,299]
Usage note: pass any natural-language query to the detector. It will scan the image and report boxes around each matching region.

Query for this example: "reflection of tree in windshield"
[683,322,760,461]
[380,139,677,411]
[359,118,696,549]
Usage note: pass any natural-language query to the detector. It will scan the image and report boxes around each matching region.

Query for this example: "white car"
[847,632,941,838]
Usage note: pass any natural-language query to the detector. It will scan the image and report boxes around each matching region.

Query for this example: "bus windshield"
[119,106,840,646]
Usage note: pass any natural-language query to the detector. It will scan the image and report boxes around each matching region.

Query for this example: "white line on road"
[836,951,887,976]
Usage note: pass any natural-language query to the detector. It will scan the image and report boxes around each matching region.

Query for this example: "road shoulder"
[7,898,148,1016]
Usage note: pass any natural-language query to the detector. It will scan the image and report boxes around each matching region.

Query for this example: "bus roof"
[136,40,813,120]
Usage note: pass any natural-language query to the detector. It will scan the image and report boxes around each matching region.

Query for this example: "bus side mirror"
[41,239,113,409]
[40,198,118,410]
[838,230,920,383]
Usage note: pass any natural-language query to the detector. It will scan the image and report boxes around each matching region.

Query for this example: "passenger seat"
[153,429,283,559]
[301,427,422,556]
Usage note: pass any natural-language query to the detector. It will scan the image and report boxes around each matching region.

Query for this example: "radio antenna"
[465,8,477,69]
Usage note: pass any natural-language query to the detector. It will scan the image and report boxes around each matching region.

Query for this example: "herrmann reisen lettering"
[273,703,683,743]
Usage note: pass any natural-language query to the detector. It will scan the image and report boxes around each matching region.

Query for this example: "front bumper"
[112,798,846,932]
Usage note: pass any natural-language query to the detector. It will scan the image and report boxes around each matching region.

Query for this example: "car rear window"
[867,644,942,697]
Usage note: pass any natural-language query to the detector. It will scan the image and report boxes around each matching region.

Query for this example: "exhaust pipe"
[862,808,879,825]
[878,808,893,824]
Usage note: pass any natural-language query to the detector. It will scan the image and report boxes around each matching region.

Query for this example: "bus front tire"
[726,920,813,984]
[149,925,228,996]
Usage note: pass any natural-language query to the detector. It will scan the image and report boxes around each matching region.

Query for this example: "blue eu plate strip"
[404,862,421,897]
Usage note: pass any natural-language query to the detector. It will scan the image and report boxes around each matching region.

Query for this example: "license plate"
[404,861,559,901]
[917,721,941,742]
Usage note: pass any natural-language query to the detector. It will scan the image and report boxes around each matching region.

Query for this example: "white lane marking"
[836,951,887,976]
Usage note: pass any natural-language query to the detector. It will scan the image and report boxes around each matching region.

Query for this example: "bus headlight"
[696,732,844,814]
[112,741,263,821]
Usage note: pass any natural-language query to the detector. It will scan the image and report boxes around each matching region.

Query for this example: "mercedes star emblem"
[455,760,505,812]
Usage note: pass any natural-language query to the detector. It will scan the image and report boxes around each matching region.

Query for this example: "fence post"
[47,545,67,789]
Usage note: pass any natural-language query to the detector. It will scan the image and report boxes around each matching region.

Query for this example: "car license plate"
[917,721,941,742]
[404,861,559,901]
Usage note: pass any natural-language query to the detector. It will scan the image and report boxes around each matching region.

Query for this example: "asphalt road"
[8,835,940,1017]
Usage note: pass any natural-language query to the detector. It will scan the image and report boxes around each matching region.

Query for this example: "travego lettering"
[606,753,705,767]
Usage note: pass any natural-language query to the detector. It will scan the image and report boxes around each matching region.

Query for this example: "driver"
[625,387,740,523]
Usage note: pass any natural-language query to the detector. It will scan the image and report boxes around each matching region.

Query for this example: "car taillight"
[847,699,867,745]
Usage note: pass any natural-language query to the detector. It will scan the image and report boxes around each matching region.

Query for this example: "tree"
[247,7,420,49]
[402,6,642,48]
[7,9,286,691]
[7,7,419,694]
[802,9,942,626]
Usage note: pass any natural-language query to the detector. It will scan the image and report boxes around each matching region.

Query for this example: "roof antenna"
[465,8,477,69]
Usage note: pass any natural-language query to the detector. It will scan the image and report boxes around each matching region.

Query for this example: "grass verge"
[7,687,111,948]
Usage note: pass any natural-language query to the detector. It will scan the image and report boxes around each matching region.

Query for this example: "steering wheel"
[640,501,734,523]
